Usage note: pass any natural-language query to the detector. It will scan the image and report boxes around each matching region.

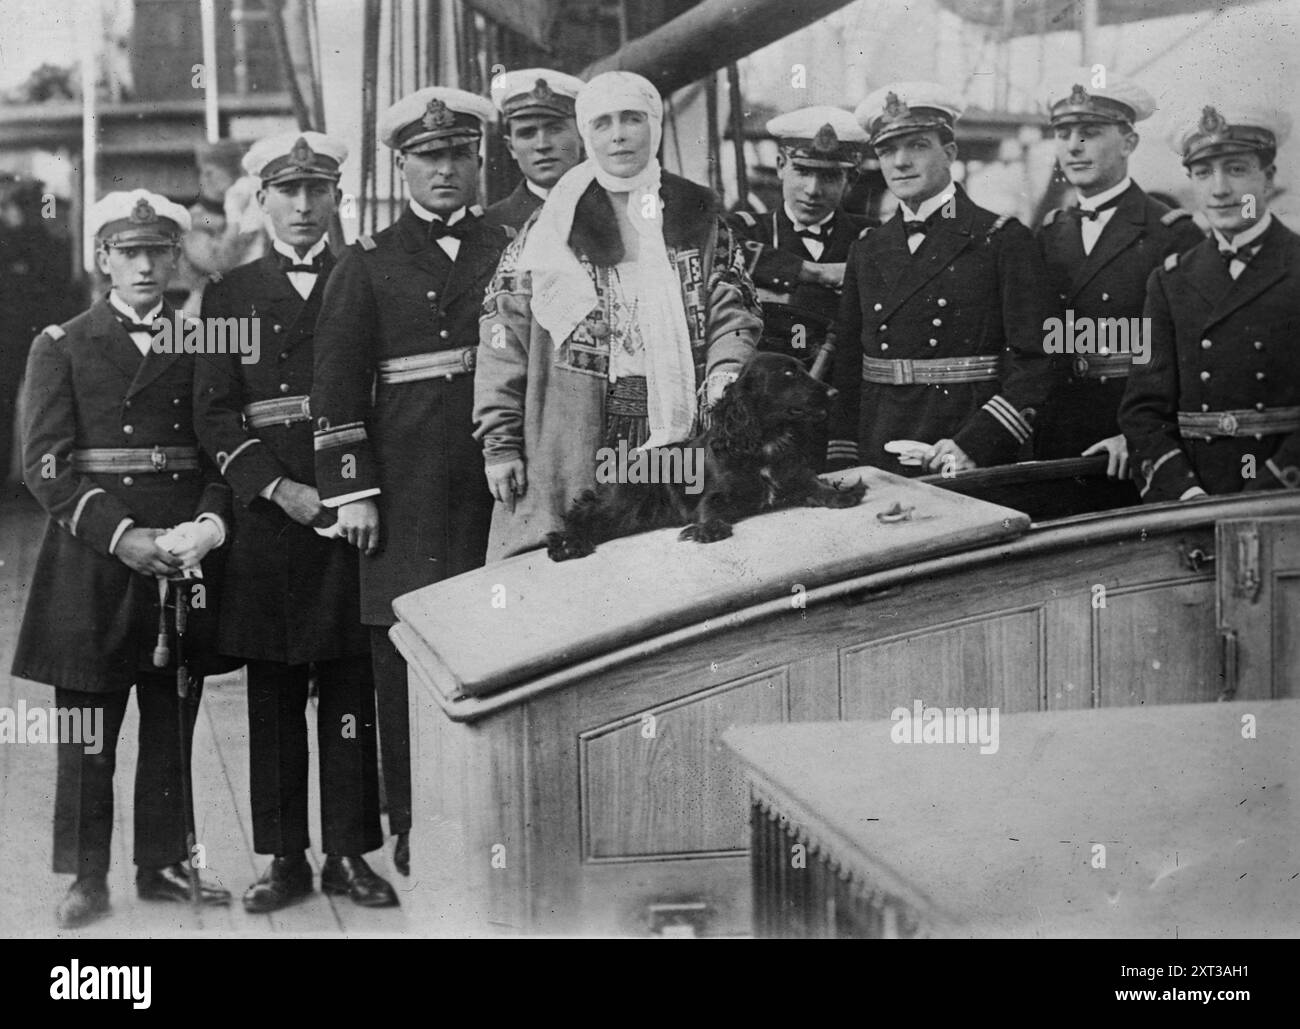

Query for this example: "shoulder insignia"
[1042,208,1063,227]
[42,324,65,340]
[732,210,757,228]
[857,225,873,240]
[1164,252,1180,271]
[990,214,1012,234]
[358,234,377,251]
[1160,208,1192,226]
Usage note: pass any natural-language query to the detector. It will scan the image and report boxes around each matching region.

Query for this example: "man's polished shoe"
[56,875,110,929]
[136,862,232,906]
[393,832,410,877]
[321,855,399,907]
[242,853,313,914]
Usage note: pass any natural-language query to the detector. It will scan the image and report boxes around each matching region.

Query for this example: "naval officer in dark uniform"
[1034,72,1203,503]
[195,131,396,910]
[827,82,1057,476]
[13,190,234,928]
[312,87,509,876]
[484,68,585,235]
[728,106,872,390]
[1121,103,1300,501]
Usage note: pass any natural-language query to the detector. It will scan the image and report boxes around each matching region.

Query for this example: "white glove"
[156,520,221,568]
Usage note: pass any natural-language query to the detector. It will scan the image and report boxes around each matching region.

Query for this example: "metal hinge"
[1235,524,1262,602]
[1218,629,1239,701]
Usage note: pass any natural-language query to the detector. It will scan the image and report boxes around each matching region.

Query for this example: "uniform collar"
[269,233,329,263]
[901,183,956,223]
[525,179,550,201]
[784,202,835,233]
[408,198,467,226]
[1213,210,1272,252]
[108,290,163,326]
[1077,175,1131,212]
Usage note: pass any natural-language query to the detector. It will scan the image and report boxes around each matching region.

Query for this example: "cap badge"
[130,198,157,224]
[422,98,456,131]
[531,77,554,101]
[289,136,316,167]
[1199,105,1230,139]
[1067,84,1091,108]
[812,123,839,153]
[883,91,911,121]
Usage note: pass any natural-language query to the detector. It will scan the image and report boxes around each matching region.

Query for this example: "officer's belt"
[1177,407,1300,440]
[72,446,199,474]
[378,347,476,384]
[1070,352,1132,380]
[244,395,311,428]
[862,354,999,385]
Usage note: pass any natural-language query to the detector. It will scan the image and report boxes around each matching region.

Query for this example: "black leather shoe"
[321,855,399,908]
[242,853,313,914]
[56,875,110,929]
[136,863,232,906]
[393,832,410,877]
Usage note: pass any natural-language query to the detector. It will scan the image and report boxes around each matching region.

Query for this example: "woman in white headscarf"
[474,71,761,560]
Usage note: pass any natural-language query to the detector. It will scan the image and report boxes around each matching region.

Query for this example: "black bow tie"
[278,253,325,275]
[114,310,159,334]
[793,224,826,240]
[1219,243,1260,267]
[1067,194,1124,221]
[427,217,475,242]
[904,219,931,237]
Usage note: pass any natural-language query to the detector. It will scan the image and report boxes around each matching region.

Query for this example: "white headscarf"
[520,71,697,448]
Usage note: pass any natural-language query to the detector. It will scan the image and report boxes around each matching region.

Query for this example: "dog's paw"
[679,518,733,543]
[545,531,595,562]
[826,480,869,507]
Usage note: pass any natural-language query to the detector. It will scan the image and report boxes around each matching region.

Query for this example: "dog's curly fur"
[546,353,867,560]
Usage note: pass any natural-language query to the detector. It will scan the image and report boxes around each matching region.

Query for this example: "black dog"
[546,353,867,561]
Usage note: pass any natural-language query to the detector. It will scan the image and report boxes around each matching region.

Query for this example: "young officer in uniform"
[13,190,234,928]
[194,132,396,910]
[827,82,1057,476]
[728,107,871,372]
[1120,104,1300,501]
[1034,73,1203,503]
[485,68,585,234]
[312,88,509,876]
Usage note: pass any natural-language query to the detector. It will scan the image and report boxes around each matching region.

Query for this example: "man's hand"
[157,520,222,567]
[115,528,183,577]
[271,478,325,527]
[486,459,527,514]
[801,261,846,289]
[923,439,976,476]
[337,499,380,555]
[1082,434,1129,480]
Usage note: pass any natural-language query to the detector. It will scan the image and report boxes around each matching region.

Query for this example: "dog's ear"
[711,373,765,461]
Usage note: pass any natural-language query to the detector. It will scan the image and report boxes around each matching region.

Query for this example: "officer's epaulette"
[42,324,66,341]
[730,210,757,228]
[1042,208,1064,227]
[1160,208,1192,226]
[1164,252,1180,271]
[989,214,1012,233]
[357,234,377,251]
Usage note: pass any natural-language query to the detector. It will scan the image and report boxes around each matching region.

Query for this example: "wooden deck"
[0,488,419,938]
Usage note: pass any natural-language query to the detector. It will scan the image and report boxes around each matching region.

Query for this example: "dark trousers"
[246,655,383,856]
[53,674,203,877]
[369,627,410,836]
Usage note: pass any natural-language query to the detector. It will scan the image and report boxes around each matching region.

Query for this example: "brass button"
[932,318,942,327]
[878,324,887,332]
[873,302,882,312]
[279,352,288,361]
[1254,341,1264,350]
[172,472,181,481]
[123,424,134,435]
[1257,372,1266,381]
[124,400,132,409]
[122,476,134,487]
[1199,371,1210,381]
[928,339,938,347]
[1201,339,1211,350]
[1101,292,1110,301]
[427,291,438,300]
[439,329,450,339]
[280,383,290,393]
[273,324,283,334]
[880,342,889,350]
[172,397,182,406]
[1201,404,1210,412]
[937,298,947,307]
[172,422,181,430]
[1256,402,1266,411]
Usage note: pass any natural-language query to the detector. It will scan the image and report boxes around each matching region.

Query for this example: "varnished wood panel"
[1095,579,1218,707]
[1273,573,1300,698]
[839,609,1044,720]
[1046,593,1094,710]
[579,670,789,860]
